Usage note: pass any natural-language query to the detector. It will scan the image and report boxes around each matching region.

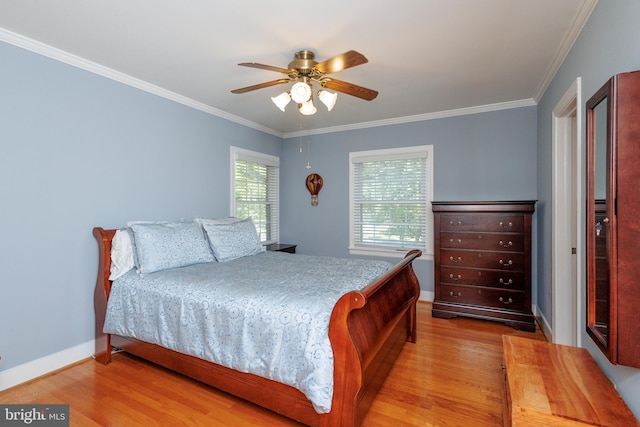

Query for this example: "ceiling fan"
[231,50,378,115]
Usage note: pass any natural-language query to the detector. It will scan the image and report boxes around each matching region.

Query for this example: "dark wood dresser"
[432,201,536,331]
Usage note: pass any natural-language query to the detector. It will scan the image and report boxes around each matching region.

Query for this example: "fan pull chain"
[298,114,304,153]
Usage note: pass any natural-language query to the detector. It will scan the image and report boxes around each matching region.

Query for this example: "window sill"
[348,246,432,261]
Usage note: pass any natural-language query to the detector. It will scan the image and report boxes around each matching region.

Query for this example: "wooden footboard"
[328,249,421,426]
[93,227,421,426]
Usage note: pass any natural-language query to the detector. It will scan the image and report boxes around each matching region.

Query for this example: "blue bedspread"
[103,251,391,413]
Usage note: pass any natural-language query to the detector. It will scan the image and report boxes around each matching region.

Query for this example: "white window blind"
[350,145,433,258]
[231,147,279,244]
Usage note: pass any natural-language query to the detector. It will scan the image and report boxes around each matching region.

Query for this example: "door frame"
[551,77,582,346]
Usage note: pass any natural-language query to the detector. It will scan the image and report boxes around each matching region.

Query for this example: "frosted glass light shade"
[291,82,312,103]
[271,92,291,111]
[318,90,337,111]
[299,99,317,115]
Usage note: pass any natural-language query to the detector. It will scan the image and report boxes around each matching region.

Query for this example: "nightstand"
[266,243,297,254]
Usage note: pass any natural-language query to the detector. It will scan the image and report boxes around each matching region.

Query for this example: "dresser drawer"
[440,231,525,252]
[441,249,525,271]
[440,284,526,311]
[440,267,525,290]
[440,214,524,233]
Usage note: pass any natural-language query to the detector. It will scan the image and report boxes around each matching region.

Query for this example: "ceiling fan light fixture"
[299,99,317,115]
[271,91,291,111]
[318,90,337,111]
[232,50,378,117]
[290,81,312,103]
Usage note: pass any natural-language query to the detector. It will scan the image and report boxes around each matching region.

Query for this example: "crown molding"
[1,27,540,141]
[283,99,537,139]
[532,0,598,102]
[0,28,283,138]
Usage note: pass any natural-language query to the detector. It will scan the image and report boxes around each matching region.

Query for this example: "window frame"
[230,146,280,245]
[348,145,433,259]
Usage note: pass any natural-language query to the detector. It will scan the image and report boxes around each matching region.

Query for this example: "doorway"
[551,77,582,346]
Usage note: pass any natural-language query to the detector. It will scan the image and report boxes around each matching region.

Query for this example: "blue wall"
[536,0,640,417]
[0,40,281,373]
[280,108,538,296]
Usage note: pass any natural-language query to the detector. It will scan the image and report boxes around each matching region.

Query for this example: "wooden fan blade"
[321,78,378,101]
[238,62,295,75]
[231,79,290,94]
[313,50,368,75]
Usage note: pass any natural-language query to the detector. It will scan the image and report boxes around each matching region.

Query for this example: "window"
[231,147,279,244]
[349,145,433,258]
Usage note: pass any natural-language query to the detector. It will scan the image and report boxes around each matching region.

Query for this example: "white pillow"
[109,229,135,280]
[195,217,242,226]
[202,218,265,262]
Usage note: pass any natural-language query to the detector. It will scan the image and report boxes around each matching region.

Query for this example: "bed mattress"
[103,251,391,412]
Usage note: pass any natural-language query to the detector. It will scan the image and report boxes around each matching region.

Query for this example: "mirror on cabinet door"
[586,71,640,368]
[588,96,610,353]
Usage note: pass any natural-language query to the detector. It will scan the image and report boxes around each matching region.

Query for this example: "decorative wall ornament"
[305,173,323,206]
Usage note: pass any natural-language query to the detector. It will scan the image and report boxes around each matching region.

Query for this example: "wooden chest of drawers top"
[432,201,536,214]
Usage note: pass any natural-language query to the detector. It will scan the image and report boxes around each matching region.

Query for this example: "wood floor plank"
[0,302,545,426]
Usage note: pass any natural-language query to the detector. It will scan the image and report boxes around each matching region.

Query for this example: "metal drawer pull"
[499,240,513,248]
[449,291,462,298]
[450,238,462,244]
[499,297,513,304]
[450,256,462,263]
[499,259,513,266]
[499,221,513,228]
[499,278,513,285]
[449,220,462,226]
[449,273,462,280]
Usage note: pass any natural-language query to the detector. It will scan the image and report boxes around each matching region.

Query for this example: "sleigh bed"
[93,221,421,427]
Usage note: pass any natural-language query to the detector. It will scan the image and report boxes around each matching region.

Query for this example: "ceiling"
[0,0,597,137]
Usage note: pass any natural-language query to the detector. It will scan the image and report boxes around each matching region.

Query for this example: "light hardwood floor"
[0,302,545,426]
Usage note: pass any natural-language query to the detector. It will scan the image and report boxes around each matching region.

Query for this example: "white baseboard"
[533,304,552,341]
[419,290,434,302]
[0,340,94,392]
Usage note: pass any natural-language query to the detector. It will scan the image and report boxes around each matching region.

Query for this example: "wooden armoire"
[586,70,640,368]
